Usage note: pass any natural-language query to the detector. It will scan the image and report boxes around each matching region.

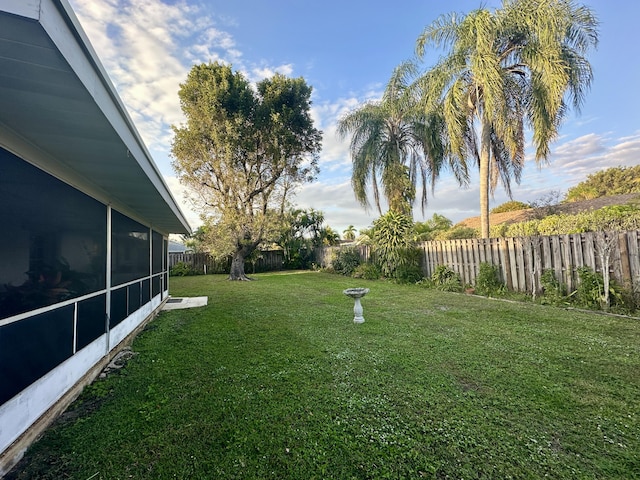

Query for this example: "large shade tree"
[172,63,322,280]
[414,0,598,237]
[337,65,464,217]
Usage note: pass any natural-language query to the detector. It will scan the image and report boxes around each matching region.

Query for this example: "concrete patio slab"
[162,297,208,311]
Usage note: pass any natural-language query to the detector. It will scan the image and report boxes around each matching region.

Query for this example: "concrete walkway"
[162,296,208,311]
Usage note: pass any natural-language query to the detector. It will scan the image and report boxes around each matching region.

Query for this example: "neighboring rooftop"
[457,193,640,230]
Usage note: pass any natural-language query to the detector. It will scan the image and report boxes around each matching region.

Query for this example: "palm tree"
[337,65,464,217]
[343,225,357,241]
[413,0,598,237]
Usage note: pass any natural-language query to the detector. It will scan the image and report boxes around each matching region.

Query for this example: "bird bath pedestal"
[343,288,370,324]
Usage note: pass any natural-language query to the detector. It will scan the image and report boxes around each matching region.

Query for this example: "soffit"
[0,6,190,235]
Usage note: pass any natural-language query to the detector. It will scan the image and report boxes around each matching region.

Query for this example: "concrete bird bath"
[343,288,370,324]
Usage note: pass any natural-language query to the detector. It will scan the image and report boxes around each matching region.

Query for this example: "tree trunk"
[479,116,492,239]
[228,248,252,281]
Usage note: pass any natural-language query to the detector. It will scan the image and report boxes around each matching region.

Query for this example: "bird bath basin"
[343,288,370,324]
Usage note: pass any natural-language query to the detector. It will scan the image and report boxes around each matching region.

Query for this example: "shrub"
[372,211,417,280]
[430,265,462,292]
[489,223,509,238]
[504,220,540,237]
[537,214,581,235]
[169,262,200,277]
[491,200,530,214]
[331,247,361,276]
[475,262,504,296]
[572,266,625,311]
[540,269,566,305]
[573,267,605,310]
[352,263,382,280]
[394,260,424,284]
[434,226,478,240]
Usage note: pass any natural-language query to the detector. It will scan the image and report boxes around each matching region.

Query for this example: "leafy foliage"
[171,63,321,279]
[169,262,201,277]
[330,247,362,276]
[352,262,382,280]
[337,64,450,216]
[429,265,463,292]
[493,204,640,237]
[372,211,420,280]
[433,226,479,240]
[342,225,357,241]
[277,208,336,269]
[573,266,625,311]
[490,200,530,214]
[540,269,566,305]
[565,165,640,202]
[415,213,453,241]
[475,262,504,296]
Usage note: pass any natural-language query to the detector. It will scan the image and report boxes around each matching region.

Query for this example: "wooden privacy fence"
[318,231,640,294]
[314,244,372,268]
[168,250,284,274]
[421,230,640,294]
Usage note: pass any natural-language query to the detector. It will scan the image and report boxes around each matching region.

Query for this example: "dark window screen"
[152,231,163,274]
[76,294,106,350]
[163,239,168,272]
[110,286,127,328]
[128,282,141,314]
[152,276,161,297]
[0,148,107,320]
[0,305,74,404]
[111,211,149,286]
[141,278,151,305]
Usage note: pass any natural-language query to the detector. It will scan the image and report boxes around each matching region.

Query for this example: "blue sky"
[69,0,640,237]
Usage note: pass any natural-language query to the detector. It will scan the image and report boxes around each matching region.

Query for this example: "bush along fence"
[168,250,284,275]
[318,230,640,296]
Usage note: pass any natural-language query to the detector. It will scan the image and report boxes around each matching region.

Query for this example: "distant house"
[169,240,190,254]
[0,0,190,473]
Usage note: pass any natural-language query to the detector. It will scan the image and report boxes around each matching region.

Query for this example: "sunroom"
[0,0,190,472]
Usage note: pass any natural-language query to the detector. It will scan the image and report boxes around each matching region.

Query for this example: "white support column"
[105,205,112,353]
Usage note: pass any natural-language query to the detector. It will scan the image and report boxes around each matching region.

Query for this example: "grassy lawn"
[10,272,640,479]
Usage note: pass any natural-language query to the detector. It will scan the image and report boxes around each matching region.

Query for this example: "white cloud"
[69,0,252,155]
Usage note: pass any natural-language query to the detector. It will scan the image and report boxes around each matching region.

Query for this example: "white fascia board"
[38,0,191,233]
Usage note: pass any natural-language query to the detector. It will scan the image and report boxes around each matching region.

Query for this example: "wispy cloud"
[70,0,245,152]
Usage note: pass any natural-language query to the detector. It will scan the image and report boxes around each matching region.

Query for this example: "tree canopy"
[171,63,322,280]
[565,165,640,202]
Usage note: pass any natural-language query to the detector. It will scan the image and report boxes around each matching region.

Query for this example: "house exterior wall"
[0,147,170,472]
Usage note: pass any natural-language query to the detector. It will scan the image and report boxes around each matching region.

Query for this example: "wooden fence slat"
[462,240,472,285]
[497,238,516,290]
[619,232,631,288]
[627,232,640,290]
[583,232,596,271]
[561,235,573,293]
[551,235,563,285]
[515,237,526,292]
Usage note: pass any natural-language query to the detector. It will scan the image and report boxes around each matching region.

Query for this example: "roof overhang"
[0,0,191,235]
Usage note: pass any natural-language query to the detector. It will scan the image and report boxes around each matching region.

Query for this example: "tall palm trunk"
[479,116,492,238]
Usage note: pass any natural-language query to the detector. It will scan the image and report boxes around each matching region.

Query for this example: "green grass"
[9,272,640,479]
